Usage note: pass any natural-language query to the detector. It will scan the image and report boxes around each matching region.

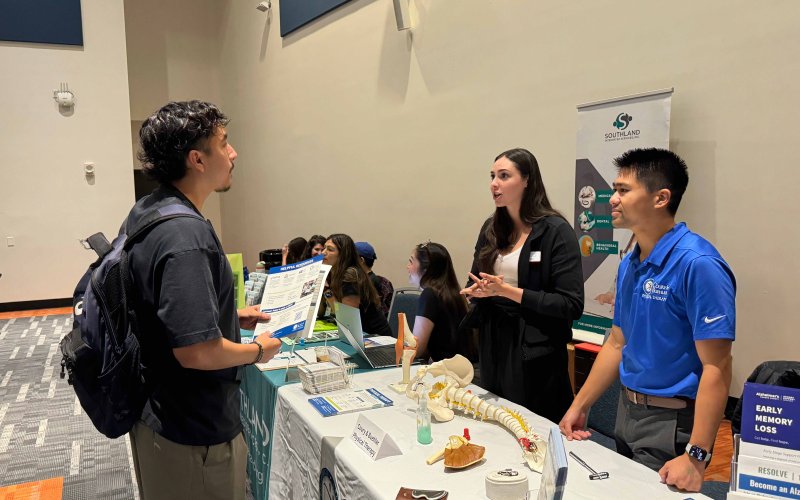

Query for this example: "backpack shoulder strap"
[117,204,205,341]
[123,204,205,250]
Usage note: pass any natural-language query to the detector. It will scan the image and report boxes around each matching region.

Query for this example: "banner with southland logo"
[572,89,673,339]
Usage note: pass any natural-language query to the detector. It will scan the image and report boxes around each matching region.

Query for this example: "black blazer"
[468,215,584,352]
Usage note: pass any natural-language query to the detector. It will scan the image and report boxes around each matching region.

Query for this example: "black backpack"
[60,203,204,438]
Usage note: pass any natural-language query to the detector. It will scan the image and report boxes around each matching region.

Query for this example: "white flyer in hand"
[254,255,324,338]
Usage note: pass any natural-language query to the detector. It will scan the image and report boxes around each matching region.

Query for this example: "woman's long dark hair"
[478,148,564,274]
[302,234,326,260]
[286,237,307,264]
[327,233,380,306]
[416,242,468,321]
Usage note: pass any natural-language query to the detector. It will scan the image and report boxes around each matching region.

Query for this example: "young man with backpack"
[126,101,281,499]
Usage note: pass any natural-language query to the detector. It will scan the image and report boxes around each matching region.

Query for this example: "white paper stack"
[298,362,349,394]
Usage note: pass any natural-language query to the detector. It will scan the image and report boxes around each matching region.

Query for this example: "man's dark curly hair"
[137,100,229,184]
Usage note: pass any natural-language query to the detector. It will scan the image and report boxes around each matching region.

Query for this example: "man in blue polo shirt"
[559,148,735,493]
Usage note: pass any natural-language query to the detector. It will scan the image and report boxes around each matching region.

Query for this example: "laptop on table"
[334,302,397,369]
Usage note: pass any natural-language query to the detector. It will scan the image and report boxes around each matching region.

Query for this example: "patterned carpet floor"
[0,314,139,499]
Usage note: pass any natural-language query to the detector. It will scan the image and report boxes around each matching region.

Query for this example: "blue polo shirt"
[614,223,736,398]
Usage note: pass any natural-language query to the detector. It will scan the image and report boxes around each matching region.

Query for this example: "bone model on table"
[388,313,417,393]
[425,434,486,469]
[406,355,547,473]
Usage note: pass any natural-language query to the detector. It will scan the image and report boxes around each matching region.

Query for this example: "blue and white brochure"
[253,255,324,338]
[741,382,800,451]
[309,388,394,417]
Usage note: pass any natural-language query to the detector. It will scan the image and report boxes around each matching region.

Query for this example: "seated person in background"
[323,234,392,337]
[355,241,394,316]
[281,236,307,265]
[407,242,468,361]
[302,234,326,260]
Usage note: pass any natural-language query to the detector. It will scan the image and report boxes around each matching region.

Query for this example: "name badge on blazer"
[529,251,541,263]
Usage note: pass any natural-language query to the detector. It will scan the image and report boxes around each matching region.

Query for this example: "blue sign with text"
[741,382,800,450]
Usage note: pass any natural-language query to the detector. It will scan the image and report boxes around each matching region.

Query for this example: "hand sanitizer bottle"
[417,396,433,445]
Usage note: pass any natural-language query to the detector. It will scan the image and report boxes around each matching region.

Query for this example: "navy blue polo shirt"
[614,223,736,398]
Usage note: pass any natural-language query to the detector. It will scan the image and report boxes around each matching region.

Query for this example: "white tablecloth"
[268,367,708,499]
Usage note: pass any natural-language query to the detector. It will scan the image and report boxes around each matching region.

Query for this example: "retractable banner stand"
[573,89,673,341]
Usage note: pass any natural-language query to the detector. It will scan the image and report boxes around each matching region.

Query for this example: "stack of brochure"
[298,362,350,394]
[731,383,800,499]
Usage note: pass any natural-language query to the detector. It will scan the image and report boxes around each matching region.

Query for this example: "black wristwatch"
[685,443,712,463]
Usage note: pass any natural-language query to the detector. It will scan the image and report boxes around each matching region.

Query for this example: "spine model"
[407,355,547,473]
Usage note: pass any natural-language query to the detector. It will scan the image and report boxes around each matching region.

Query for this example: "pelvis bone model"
[405,355,547,472]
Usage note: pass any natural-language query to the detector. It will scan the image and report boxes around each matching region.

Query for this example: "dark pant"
[477,306,573,424]
[613,391,694,471]
[521,347,574,424]
[480,345,574,424]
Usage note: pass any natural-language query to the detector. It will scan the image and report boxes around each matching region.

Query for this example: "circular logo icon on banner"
[579,210,596,232]
[578,186,596,208]
[579,235,595,257]
[613,112,633,130]
[643,279,655,294]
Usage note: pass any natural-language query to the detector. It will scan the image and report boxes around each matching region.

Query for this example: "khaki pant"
[130,422,247,500]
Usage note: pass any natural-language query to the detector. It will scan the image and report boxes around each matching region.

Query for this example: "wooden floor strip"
[0,307,72,320]
[0,477,64,500]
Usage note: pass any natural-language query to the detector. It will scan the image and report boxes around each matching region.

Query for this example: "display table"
[239,337,376,499]
[268,367,710,499]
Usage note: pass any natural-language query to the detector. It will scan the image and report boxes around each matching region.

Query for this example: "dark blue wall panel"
[0,0,83,46]
[280,0,351,37]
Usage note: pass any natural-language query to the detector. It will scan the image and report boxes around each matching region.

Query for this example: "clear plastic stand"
[282,341,301,383]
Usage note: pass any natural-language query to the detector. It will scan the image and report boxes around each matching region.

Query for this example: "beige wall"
[124,0,224,233]
[3,0,797,391]
[211,0,800,391]
[0,0,134,303]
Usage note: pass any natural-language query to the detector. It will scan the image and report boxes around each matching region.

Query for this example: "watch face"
[687,444,709,461]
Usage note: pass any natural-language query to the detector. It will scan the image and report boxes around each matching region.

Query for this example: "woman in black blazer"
[461,148,584,423]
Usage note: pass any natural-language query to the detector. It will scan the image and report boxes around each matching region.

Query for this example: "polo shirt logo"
[642,279,670,302]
